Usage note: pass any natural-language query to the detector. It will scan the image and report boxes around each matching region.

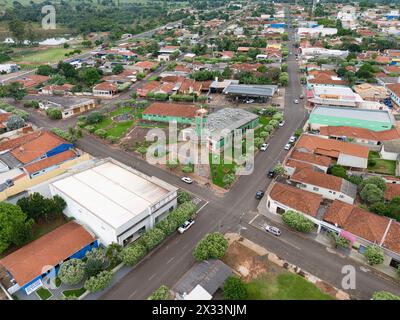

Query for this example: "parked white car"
[181,177,193,184]
[289,136,297,143]
[284,143,292,151]
[178,219,195,234]
[279,120,285,127]
[260,143,269,151]
[293,99,299,104]
[264,225,281,236]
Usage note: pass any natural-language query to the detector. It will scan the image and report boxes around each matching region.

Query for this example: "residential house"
[14,75,50,91]
[295,134,369,169]
[291,167,357,204]
[142,102,198,124]
[386,83,400,108]
[178,78,202,96]
[306,70,348,89]
[93,82,118,98]
[353,83,388,102]
[132,61,158,74]
[35,96,96,119]
[39,84,74,96]
[284,150,332,175]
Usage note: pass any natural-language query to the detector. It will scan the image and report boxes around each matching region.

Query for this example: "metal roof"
[173,259,232,296]
[223,84,278,97]
[311,106,394,124]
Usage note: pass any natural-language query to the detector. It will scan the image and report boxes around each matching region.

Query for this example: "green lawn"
[106,120,134,138]
[209,153,237,188]
[36,287,52,300]
[368,151,396,175]
[13,48,75,65]
[62,287,87,298]
[245,272,333,300]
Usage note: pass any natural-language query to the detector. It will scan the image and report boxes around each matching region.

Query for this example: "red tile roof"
[324,200,390,244]
[0,131,42,153]
[15,75,49,88]
[143,102,198,118]
[0,222,95,286]
[0,112,12,123]
[383,221,400,255]
[387,83,400,98]
[292,167,343,192]
[24,150,77,174]
[93,82,118,91]
[384,183,400,201]
[288,150,332,168]
[295,135,369,159]
[269,182,322,217]
[319,126,400,142]
[134,61,157,70]
[11,131,68,164]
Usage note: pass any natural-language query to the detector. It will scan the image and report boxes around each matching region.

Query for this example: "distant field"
[12,47,74,65]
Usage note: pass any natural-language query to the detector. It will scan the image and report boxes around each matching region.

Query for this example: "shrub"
[84,259,105,278]
[148,285,171,300]
[223,173,236,187]
[282,210,314,233]
[368,159,376,167]
[120,242,147,266]
[269,119,279,128]
[58,259,86,286]
[223,276,248,300]
[177,190,192,204]
[46,108,62,120]
[193,232,228,261]
[141,228,166,251]
[330,165,347,179]
[6,115,25,131]
[95,129,107,139]
[86,111,104,125]
[85,125,96,133]
[84,270,113,293]
[364,245,384,265]
[360,184,384,205]
[259,131,269,139]
[13,109,29,121]
[360,176,387,192]
[50,128,75,143]
[182,165,194,173]
[272,112,283,121]
[107,135,119,144]
[372,291,400,300]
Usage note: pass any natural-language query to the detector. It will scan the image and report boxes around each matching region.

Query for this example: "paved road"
[12,9,400,300]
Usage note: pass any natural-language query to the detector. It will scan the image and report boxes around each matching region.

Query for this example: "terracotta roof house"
[39,84,74,96]
[383,66,400,75]
[384,183,400,201]
[267,182,323,218]
[382,221,400,257]
[142,102,198,124]
[319,126,400,145]
[93,82,118,98]
[14,75,49,89]
[284,150,332,175]
[291,167,357,204]
[132,61,157,73]
[323,200,391,245]
[0,222,97,295]
[178,78,203,95]
[136,80,162,97]
[295,134,369,169]
[386,83,400,108]
[307,70,348,88]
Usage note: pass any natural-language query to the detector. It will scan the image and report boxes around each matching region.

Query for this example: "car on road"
[279,120,285,127]
[255,190,265,200]
[267,169,276,178]
[299,94,304,99]
[260,143,269,151]
[178,219,195,234]
[245,99,255,104]
[284,143,292,151]
[289,136,297,143]
[264,225,281,236]
[293,99,299,104]
[181,177,193,184]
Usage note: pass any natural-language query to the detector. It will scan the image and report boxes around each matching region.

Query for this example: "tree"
[86,111,104,125]
[282,211,314,233]
[120,242,147,266]
[223,276,248,300]
[46,108,63,120]
[330,165,348,179]
[364,245,384,265]
[112,64,124,75]
[8,17,25,44]
[37,65,55,76]
[0,202,33,253]
[360,184,384,205]
[4,82,26,101]
[269,119,279,129]
[360,177,386,192]
[279,72,289,86]
[6,115,25,131]
[85,247,107,264]
[273,165,285,177]
[193,232,228,261]
[272,112,283,122]
[177,190,192,204]
[166,160,179,170]
[84,270,113,293]
[58,259,86,285]
[105,243,122,268]
[79,68,102,87]
[372,291,400,300]
[148,285,171,300]
[223,173,236,187]
[141,228,166,251]
[85,259,105,278]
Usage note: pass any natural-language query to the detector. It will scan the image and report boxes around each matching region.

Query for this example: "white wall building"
[337,5,358,30]
[297,26,337,37]
[50,158,178,246]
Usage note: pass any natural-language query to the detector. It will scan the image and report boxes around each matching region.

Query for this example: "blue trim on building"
[46,143,74,158]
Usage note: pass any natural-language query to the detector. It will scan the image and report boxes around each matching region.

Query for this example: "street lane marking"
[249,214,259,225]
[196,201,209,214]
[128,290,137,299]
[167,257,175,265]
[148,273,157,281]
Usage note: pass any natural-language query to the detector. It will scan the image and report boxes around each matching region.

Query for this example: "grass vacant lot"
[368,151,396,175]
[63,287,87,298]
[245,272,333,300]
[36,287,52,300]
[13,47,74,65]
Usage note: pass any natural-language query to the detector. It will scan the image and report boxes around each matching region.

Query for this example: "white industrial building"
[50,158,178,246]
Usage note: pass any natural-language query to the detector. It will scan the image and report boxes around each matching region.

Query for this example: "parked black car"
[267,170,275,178]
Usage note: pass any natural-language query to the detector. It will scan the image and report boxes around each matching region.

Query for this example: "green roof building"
[309,106,395,132]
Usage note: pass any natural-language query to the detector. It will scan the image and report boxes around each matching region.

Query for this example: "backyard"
[223,238,335,300]
[209,152,237,188]
[12,47,79,68]
[368,151,396,176]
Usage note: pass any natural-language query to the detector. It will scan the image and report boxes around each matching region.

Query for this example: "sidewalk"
[256,196,400,282]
